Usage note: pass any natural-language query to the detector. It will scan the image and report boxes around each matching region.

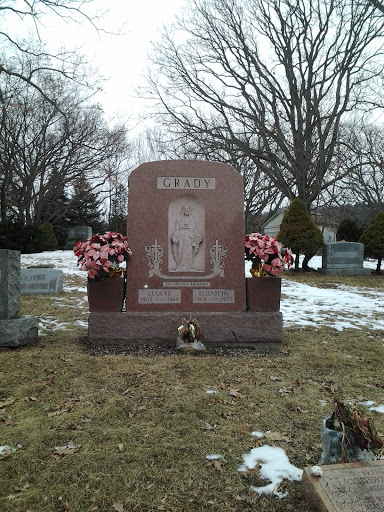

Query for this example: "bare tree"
[338,123,384,214]
[136,126,284,232]
[0,62,130,227]
[0,0,103,109]
[146,0,384,210]
[368,0,384,15]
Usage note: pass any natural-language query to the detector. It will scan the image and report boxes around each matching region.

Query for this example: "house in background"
[263,209,338,243]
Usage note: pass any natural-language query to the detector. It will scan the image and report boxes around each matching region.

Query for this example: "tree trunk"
[294,251,300,271]
[302,253,316,271]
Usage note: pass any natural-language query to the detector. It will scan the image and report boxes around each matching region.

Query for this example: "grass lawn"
[1,273,383,512]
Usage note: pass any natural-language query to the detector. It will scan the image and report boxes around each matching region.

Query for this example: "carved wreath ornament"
[145,239,227,280]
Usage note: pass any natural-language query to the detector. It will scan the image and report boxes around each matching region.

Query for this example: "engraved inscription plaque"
[302,461,384,512]
[193,289,234,304]
[138,289,181,304]
[157,177,216,190]
[163,281,211,287]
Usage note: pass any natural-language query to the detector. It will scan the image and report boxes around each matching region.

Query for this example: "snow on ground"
[22,251,383,331]
[249,255,383,330]
[18,251,384,498]
[238,445,303,499]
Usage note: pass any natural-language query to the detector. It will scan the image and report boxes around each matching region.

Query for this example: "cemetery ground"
[1,268,383,512]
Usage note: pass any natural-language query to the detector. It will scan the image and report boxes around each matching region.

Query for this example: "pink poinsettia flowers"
[245,233,292,277]
[74,232,132,280]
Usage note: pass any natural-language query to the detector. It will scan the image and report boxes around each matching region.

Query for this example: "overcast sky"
[17,0,186,119]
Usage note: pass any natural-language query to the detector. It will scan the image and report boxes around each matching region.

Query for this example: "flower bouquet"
[74,232,132,280]
[245,233,292,277]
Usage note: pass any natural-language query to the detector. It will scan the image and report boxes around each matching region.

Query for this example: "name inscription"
[157,177,216,190]
[193,289,234,304]
[138,289,181,304]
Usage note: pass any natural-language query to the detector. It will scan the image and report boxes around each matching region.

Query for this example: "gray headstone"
[0,249,39,346]
[67,226,92,242]
[319,242,371,276]
[0,249,20,320]
[21,268,63,295]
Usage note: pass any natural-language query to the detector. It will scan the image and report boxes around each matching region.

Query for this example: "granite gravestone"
[65,226,92,249]
[0,249,38,346]
[318,242,371,276]
[88,160,283,347]
[301,460,384,512]
[68,226,92,242]
[21,268,63,295]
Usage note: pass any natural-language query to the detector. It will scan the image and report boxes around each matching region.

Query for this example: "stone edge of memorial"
[0,316,39,347]
[0,249,20,320]
[317,268,372,276]
[300,460,384,512]
[0,249,39,346]
[88,311,283,347]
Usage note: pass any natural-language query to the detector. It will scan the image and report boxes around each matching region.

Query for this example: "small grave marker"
[21,268,63,295]
[301,460,384,512]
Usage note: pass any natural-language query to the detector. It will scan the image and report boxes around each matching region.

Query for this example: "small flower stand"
[87,277,125,312]
[245,277,281,312]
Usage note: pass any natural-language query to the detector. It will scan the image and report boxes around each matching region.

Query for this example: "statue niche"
[168,196,205,272]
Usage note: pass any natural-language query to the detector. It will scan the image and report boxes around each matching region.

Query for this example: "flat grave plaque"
[301,460,384,512]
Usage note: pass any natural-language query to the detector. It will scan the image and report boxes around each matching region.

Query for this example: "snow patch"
[238,445,303,499]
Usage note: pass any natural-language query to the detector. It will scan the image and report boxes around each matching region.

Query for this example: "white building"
[263,209,337,243]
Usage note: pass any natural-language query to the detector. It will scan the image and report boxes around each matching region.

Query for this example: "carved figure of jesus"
[171,204,203,271]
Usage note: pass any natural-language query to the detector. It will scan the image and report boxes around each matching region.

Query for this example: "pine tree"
[38,222,58,251]
[336,218,363,242]
[67,179,105,234]
[359,211,384,274]
[108,183,127,233]
[277,199,324,270]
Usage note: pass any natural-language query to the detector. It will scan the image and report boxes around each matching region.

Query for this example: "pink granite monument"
[88,160,283,347]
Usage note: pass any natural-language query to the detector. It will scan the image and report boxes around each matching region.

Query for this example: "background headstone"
[21,268,63,295]
[0,249,38,346]
[318,242,371,276]
[65,226,92,249]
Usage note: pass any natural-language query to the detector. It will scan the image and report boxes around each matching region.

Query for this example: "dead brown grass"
[0,273,383,512]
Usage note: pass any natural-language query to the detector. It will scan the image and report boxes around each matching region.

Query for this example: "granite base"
[88,311,283,349]
[318,268,372,276]
[0,316,39,346]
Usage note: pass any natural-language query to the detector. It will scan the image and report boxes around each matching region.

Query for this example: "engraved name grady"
[157,177,216,190]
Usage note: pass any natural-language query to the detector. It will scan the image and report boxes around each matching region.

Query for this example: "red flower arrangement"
[245,233,292,277]
[74,232,132,280]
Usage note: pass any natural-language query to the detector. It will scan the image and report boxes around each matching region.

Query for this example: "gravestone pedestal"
[0,249,38,347]
[88,311,283,348]
[88,160,283,348]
